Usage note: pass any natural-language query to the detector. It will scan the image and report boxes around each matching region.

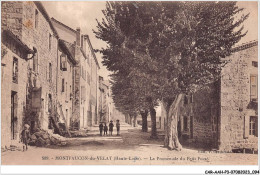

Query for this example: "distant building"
[98,76,110,123]
[161,40,258,151]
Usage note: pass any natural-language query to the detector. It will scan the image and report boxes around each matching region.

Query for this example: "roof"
[51,17,77,34]
[80,47,88,61]
[84,35,100,69]
[34,2,59,38]
[2,30,34,58]
[59,39,77,65]
[232,40,258,53]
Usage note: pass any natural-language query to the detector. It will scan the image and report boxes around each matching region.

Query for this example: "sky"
[42,1,258,81]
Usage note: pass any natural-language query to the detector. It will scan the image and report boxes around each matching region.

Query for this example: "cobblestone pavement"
[1,123,258,165]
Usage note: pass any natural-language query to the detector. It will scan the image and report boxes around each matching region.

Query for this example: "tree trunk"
[141,110,148,132]
[133,115,137,127]
[164,94,183,151]
[129,115,133,126]
[150,107,158,139]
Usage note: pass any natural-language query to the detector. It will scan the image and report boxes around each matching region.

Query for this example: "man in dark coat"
[99,123,104,136]
[109,120,114,136]
[116,120,120,136]
[103,123,108,136]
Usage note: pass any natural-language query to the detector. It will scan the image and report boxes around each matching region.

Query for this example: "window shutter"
[62,79,64,92]
[244,116,249,138]
[250,75,257,101]
[60,55,67,71]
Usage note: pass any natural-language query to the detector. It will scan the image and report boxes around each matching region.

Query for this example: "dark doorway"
[48,94,53,129]
[190,116,193,139]
[11,91,18,140]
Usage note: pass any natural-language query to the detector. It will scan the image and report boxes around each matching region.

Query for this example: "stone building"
[51,18,100,129]
[81,35,100,126]
[56,39,77,130]
[1,30,34,147]
[98,76,110,123]
[1,1,60,146]
[161,40,258,151]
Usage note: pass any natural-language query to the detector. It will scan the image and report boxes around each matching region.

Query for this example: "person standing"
[109,120,114,136]
[104,123,108,136]
[20,124,30,151]
[99,123,104,136]
[116,120,120,136]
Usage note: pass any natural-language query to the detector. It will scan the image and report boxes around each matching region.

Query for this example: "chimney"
[81,35,88,53]
[76,27,81,46]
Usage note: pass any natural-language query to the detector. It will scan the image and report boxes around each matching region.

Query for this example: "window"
[49,63,52,82]
[70,85,72,100]
[60,54,67,71]
[49,34,52,50]
[12,57,18,83]
[81,66,83,78]
[62,79,65,92]
[33,49,38,73]
[65,82,67,99]
[249,116,258,137]
[252,61,258,67]
[35,9,38,29]
[250,75,257,101]
[87,73,90,85]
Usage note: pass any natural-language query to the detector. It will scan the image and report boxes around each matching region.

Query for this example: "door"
[48,94,52,129]
[11,91,18,140]
[190,116,193,139]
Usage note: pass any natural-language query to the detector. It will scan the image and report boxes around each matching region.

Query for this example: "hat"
[24,124,30,129]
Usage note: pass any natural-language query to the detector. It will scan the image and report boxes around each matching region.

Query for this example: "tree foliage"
[94,1,248,147]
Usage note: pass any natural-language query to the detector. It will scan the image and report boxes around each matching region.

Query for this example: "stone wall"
[178,82,220,148]
[219,42,258,151]
[1,1,23,39]
[22,2,59,131]
[2,1,59,132]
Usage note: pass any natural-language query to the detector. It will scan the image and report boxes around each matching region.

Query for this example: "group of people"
[99,120,120,136]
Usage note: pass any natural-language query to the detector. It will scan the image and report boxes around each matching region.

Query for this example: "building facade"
[56,39,76,130]
[1,30,34,147]
[1,1,100,149]
[51,18,99,129]
[1,1,60,146]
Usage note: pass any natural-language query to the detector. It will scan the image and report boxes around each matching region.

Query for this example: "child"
[21,124,30,151]
[103,123,108,136]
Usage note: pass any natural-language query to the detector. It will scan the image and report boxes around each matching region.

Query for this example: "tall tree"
[94,2,159,137]
[94,1,248,147]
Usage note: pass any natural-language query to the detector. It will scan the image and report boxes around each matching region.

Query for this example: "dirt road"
[1,123,258,165]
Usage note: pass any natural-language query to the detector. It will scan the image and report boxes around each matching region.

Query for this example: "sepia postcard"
[1,1,259,168]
